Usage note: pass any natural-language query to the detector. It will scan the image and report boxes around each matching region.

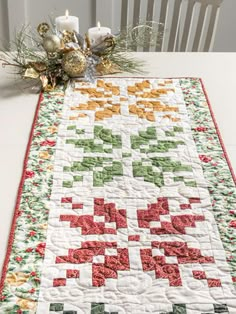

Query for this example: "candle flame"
[65,10,69,19]
[97,21,101,30]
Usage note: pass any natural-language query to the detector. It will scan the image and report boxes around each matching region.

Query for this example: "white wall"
[0,0,236,52]
[0,0,96,50]
[213,0,236,52]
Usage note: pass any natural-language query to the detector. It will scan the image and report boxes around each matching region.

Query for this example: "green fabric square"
[91,303,105,314]
[213,304,229,313]
[66,139,76,144]
[67,125,76,130]
[50,303,64,311]
[104,148,113,153]
[76,129,85,134]
[73,175,83,182]
[165,131,175,136]
[122,152,132,158]
[174,126,183,132]
[63,181,73,188]
[185,181,197,187]
[171,304,187,314]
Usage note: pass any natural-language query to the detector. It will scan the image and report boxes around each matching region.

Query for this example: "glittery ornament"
[62,30,76,44]
[37,23,50,37]
[42,35,61,53]
[62,50,87,77]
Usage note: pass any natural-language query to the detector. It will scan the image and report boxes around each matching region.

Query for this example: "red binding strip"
[199,78,236,184]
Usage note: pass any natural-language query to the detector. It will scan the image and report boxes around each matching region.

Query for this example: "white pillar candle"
[55,10,79,33]
[88,22,111,47]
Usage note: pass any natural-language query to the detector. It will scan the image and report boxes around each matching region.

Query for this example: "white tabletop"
[0,52,236,273]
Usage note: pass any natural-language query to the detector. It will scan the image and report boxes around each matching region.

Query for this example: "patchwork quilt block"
[0,78,236,313]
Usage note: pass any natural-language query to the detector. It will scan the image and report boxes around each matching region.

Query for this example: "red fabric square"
[189,198,201,204]
[53,278,66,287]
[128,235,140,241]
[72,203,83,209]
[192,270,207,280]
[207,278,221,287]
[180,204,191,210]
[66,269,80,278]
[61,197,72,203]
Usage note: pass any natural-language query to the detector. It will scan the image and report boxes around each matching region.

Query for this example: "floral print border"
[0,89,65,313]
[180,78,236,283]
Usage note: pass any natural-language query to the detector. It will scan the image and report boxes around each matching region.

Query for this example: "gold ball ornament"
[62,50,87,77]
[42,35,61,53]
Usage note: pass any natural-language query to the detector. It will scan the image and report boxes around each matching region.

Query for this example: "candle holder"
[0,20,163,91]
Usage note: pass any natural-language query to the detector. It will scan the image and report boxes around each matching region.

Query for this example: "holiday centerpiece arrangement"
[0,10,163,91]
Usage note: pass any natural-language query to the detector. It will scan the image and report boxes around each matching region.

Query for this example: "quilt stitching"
[0,78,236,314]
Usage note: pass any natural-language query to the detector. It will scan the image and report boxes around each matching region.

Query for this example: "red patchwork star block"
[151,241,214,264]
[137,198,169,228]
[140,248,182,286]
[93,248,130,287]
[60,198,127,235]
[56,241,117,264]
[151,215,205,235]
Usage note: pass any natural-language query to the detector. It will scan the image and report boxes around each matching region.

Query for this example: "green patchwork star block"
[66,126,121,153]
[131,126,184,153]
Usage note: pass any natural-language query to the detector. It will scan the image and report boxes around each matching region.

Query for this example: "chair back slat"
[156,0,168,51]
[146,0,155,21]
[203,5,220,51]
[192,3,207,51]
[133,0,141,27]
[180,0,195,51]
[131,0,141,50]
[143,0,155,51]
[167,0,182,51]
[121,0,129,33]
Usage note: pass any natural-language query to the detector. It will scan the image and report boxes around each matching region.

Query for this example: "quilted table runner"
[0,78,236,313]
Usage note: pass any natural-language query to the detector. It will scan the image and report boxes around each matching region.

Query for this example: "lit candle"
[88,21,111,47]
[55,10,79,33]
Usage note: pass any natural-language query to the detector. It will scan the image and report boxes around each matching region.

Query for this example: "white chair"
[120,0,223,51]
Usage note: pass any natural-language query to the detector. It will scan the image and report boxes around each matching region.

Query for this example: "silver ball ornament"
[62,50,87,77]
[43,34,61,53]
